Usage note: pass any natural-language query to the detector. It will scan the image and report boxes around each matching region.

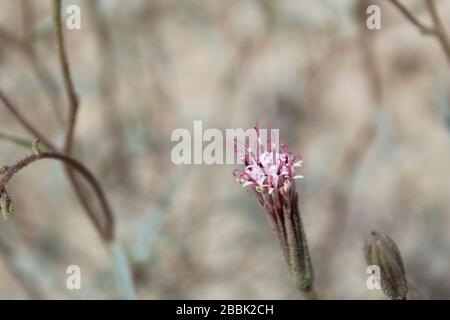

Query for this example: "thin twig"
[0,26,27,50]
[0,2,133,297]
[0,151,113,241]
[388,0,436,35]
[53,0,79,154]
[20,0,34,39]
[0,88,113,242]
[52,1,116,241]
[0,131,33,148]
[388,0,450,65]
[425,0,450,64]
[86,1,128,183]
[317,0,384,285]
[0,23,64,125]
[0,244,48,299]
[23,47,65,126]
[0,90,54,149]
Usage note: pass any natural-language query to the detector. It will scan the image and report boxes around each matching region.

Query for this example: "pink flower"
[233,124,303,195]
[233,124,315,297]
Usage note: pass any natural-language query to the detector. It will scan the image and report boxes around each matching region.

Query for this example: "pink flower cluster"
[233,124,303,195]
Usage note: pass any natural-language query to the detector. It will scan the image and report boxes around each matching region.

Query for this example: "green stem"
[0,131,33,148]
[109,241,137,299]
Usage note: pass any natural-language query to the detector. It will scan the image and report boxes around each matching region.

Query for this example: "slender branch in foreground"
[0,88,113,244]
[53,1,117,242]
[0,90,129,297]
[1,86,113,240]
[1,3,132,298]
[0,151,113,242]
[53,0,79,155]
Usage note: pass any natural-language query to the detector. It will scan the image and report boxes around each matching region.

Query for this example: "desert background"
[0,0,449,299]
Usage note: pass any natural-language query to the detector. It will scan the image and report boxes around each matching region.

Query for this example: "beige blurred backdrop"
[0,0,449,299]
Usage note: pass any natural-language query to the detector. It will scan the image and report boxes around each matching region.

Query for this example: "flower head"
[233,124,314,297]
[233,124,303,195]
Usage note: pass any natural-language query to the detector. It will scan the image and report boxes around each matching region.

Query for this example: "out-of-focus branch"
[51,0,116,240]
[425,0,450,64]
[316,0,385,283]
[0,1,116,245]
[0,89,113,242]
[0,26,26,49]
[0,21,64,125]
[0,131,33,148]
[0,151,113,242]
[0,88,134,298]
[0,239,48,299]
[388,0,436,35]
[20,0,35,39]
[1,2,135,298]
[53,0,78,155]
[85,1,128,183]
[0,90,54,149]
[388,0,450,64]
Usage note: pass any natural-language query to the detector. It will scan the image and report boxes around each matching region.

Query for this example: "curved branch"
[0,88,115,243]
[0,152,114,242]
[50,1,115,242]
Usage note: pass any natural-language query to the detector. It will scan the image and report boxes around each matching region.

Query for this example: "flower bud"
[32,139,43,155]
[364,231,408,300]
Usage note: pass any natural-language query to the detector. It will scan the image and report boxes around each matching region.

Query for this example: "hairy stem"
[0,3,135,298]
[0,151,113,242]
[0,151,135,297]
[0,89,113,241]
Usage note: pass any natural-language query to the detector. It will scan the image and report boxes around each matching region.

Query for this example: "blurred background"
[0,0,449,299]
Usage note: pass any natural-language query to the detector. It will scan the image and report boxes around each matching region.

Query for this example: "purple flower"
[233,124,316,298]
[233,125,303,195]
